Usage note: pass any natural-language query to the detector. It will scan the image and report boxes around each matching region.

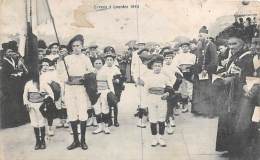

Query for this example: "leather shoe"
[114,121,119,127]
[81,141,88,150]
[40,140,46,149]
[67,141,80,150]
[34,142,41,150]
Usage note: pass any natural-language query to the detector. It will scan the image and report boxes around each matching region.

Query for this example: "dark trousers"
[58,108,67,119]
[87,108,95,118]
[150,122,165,135]
[70,120,86,142]
[109,105,118,123]
[166,94,179,123]
[96,113,110,124]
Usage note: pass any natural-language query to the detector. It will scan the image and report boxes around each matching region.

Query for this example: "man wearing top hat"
[191,26,218,117]
[64,34,94,150]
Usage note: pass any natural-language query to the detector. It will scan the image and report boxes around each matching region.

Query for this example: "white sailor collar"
[3,57,16,69]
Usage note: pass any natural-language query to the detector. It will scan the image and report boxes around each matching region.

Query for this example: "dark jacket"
[113,74,125,101]
[194,40,218,75]
[225,49,254,83]
[39,97,58,119]
[82,72,100,105]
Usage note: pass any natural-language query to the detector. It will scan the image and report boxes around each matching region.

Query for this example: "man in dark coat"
[191,26,218,117]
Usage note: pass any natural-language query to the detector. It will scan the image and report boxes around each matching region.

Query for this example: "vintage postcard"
[0,0,260,160]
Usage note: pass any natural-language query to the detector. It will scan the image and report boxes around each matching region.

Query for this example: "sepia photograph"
[0,0,260,160]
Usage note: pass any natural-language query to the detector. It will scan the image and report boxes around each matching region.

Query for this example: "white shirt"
[131,51,149,81]
[64,53,94,78]
[23,79,54,105]
[221,50,232,67]
[142,71,171,96]
[162,63,183,85]
[172,52,196,67]
[96,65,120,93]
[56,59,69,82]
[45,54,59,62]
[253,54,260,70]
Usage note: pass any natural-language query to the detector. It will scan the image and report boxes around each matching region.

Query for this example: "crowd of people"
[0,17,260,159]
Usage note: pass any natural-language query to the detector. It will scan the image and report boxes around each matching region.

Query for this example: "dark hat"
[104,46,115,54]
[137,42,146,46]
[89,44,98,49]
[216,22,247,42]
[2,42,9,52]
[93,56,105,64]
[209,37,215,42]
[104,53,116,59]
[172,47,179,52]
[227,30,245,41]
[67,34,84,52]
[246,17,251,22]
[179,40,190,47]
[134,42,146,50]
[48,42,59,49]
[189,38,198,44]
[38,40,47,49]
[4,41,18,52]
[137,48,149,55]
[159,47,173,57]
[147,54,164,69]
[199,26,208,34]
[125,40,137,48]
[40,58,54,66]
[215,38,228,46]
[60,45,68,49]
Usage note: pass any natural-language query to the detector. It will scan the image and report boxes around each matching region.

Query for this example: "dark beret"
[67,34,84,52]
[89,44,98,49]
[104,46,115,54]
[147,54,164,69]
[160,47,173,57]
[48,42,59,49]
[38,40,47,49]
[137,48,149,55]
[104,53,116,59]
[60,45,68,49]
[4,41,18,52]
[40,58,54,66]
[199,26,208,34]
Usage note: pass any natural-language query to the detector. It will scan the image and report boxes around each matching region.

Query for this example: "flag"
[36,0,51,25]
[24,22,39,81]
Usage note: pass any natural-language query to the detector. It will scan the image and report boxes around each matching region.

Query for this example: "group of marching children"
[23,33,196,150]
[23,35,124,150]
[133,40,196,147]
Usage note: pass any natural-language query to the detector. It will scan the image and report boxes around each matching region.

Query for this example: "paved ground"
[0,84,231,160]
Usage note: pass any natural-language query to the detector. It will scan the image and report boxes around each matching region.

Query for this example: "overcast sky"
[0,0,259,50]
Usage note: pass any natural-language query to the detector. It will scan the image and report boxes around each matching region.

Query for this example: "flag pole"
[45,0,71,81]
